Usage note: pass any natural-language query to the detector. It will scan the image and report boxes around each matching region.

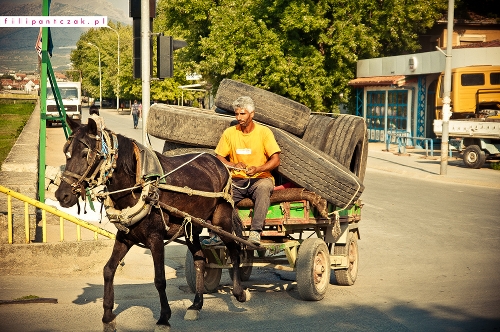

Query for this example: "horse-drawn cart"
[185,192,361,301]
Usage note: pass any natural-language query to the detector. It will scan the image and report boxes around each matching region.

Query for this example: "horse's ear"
[66,115,81,132]
[87,117,98,136]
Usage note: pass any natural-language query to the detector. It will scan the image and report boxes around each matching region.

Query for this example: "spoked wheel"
[229,249,254,281]
[185,249,222,293]
[296,238,331,301]
[334,231,359,286]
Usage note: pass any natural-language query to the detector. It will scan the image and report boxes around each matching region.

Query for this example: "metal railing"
[0,185,115,244]
[386,133,434,157]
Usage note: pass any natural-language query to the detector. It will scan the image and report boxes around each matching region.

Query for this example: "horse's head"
[55,116,106,207]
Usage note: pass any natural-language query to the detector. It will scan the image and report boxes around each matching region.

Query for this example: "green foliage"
[71,1,448,111]
[455,0,499,19]
[0,74,15,80]
[0,102,35,165]
[70,21,191,105]
[156,0,447,112]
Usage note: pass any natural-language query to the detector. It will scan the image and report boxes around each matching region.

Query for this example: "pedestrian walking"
[131,100,140,129]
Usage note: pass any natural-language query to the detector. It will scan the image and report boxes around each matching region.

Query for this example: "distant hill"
[0,0,131,72]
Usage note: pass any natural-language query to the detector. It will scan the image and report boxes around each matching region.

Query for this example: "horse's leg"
[185,233,205,321]
[213,203,249,303]
[226,241,249,302]
[102,237,132,331]
[149,235,172,329]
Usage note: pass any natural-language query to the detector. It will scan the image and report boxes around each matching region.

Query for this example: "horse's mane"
[114,133,136,178]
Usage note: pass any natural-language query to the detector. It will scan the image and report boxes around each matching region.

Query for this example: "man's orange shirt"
[215,123,281,179]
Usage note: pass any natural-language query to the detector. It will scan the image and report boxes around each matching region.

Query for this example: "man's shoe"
[248,231,261,245]
[201,235,223,246]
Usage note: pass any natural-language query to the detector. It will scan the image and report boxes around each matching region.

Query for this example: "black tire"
[228,250,254,282]
[333,231,359,286]
[270,126,364,209]
[150,106,364,208]
[302,115,336,150]
[214,79,311,136]
[148,104,235,146]
[185,249,222,294]
[323,115,368,183]
[296,238,331,301]
[162,141,215,156]
[463,145,486,169]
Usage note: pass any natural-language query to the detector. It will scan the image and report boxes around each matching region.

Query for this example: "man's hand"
[245,166,258,176]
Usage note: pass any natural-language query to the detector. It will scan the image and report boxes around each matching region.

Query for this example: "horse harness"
[61,121,234,238]
[61,117,118,202]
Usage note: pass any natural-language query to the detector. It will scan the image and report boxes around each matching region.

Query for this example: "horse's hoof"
[155,324,171,332]
[184,309,200,321]
[103,319,116,332]
[244,288,251,302]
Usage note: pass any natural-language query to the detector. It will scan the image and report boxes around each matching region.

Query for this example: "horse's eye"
[81,148,89,158]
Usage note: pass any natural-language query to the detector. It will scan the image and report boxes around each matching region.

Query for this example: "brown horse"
[55,117,249,331]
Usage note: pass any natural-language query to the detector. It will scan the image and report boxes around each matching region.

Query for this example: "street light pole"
[87,42,101,112]
[106,26,120,111]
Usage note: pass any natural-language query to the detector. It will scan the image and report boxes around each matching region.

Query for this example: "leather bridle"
[60,128,118,200]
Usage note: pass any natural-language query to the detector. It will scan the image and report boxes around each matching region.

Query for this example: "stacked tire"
[147,79,367,209]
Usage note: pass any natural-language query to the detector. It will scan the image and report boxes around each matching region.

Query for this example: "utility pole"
[141,0,151,147]
[440,0,455,175]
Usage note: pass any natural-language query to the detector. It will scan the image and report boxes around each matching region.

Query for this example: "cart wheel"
[229,250,254,281]
[185,249,222,293]
[296,238,331,301]
[463,145,486,169]
[334,231,359,286]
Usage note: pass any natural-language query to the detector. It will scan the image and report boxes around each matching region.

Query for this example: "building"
[349,41,500,145]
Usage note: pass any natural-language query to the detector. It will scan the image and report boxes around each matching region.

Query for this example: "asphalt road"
[0,107,499,331]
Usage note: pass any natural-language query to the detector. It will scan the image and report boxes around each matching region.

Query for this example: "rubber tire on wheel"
[214,79,311,136]
[463,145,486,169]
[148,104,235,146]
[228,250,254,281]
[333,231,359,286]
[185,249,222,294]
[296,238,331,301]
[322,115,368,183]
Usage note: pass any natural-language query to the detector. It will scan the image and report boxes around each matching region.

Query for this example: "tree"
[70,23,143,103]
[156,0,447,112]
[71,21,193,105]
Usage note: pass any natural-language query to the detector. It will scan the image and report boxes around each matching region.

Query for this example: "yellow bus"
[435,65,500,119]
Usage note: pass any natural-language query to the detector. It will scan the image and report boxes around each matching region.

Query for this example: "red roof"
[348,75,406,87]
[453,39,500,49]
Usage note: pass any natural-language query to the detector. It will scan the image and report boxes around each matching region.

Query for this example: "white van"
[46,81,82,125]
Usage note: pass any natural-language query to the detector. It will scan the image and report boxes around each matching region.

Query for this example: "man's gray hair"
[232,96,255,113]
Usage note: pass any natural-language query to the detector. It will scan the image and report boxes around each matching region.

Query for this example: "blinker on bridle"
[61,130,112,201]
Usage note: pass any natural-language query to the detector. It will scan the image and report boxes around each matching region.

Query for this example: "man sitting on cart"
[203,96,281,245]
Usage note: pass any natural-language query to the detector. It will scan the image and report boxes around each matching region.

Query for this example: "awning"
[348,75,406,87]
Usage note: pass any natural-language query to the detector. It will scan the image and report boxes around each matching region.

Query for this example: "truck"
[45,81,82,126]
[433,65,500,168]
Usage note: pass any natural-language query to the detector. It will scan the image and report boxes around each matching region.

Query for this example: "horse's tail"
[231,208,243,238]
